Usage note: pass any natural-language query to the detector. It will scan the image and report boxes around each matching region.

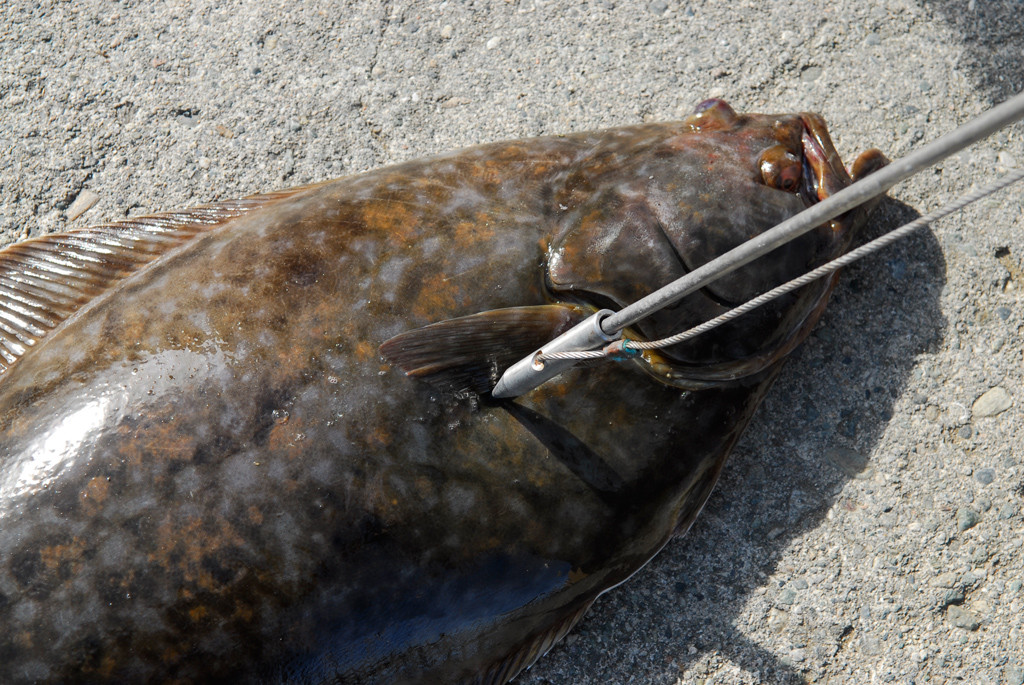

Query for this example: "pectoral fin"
[379,304,586,394]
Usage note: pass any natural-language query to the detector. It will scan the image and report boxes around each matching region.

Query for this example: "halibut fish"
[0,99,885,683]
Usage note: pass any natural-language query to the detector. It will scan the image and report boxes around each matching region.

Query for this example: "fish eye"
[779,165,801,192]
[758,145,802,193]
[694,98,730,114]
[685,99,738,130]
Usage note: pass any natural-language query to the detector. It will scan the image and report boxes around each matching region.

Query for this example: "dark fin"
[462,598,595,685]
[379,304,586,395]
[847,148,891,217]
[850,148,890,182]
[0,182,326,376]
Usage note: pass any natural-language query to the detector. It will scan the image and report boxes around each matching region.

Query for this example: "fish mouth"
[798,113,854,206]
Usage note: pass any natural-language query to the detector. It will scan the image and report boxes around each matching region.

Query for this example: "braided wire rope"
[537,166,1024,364]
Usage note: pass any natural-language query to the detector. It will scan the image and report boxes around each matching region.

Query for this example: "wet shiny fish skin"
[0,100,881,683]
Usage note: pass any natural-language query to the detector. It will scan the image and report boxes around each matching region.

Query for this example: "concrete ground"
[2,1,1022,683]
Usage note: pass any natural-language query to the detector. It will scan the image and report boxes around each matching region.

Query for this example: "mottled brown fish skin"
[0,101,879,683]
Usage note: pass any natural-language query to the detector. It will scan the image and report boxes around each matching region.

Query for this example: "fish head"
[546,99,888,386]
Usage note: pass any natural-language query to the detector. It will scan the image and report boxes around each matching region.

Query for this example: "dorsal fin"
[0,182,326,376]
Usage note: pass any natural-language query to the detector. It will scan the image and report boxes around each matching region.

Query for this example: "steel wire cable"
[537,166,1024,364]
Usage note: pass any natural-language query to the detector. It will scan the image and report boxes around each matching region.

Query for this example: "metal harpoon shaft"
[537,166,1024,364]
[491,90,1024,399]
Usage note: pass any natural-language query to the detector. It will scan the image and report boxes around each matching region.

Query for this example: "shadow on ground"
[524,196,946,683]
[923,0,1024,104]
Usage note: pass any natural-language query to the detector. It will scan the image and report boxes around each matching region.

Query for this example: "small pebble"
[998,151,1019,168]
[973,387,1011,417]
[796,400,819,423]
[777,588,796,605]
[995,306,1011,320]
[946,605,981,630]
[801,66,823,82]
[974,468,995,485]
[887,258,906,279]
[1005,665,1024,685]
[865,32,881,45]
[941,587,965,608]
[66,189,100,221]
[837,414,859,439]
[485,36,501,50]
[280,149,294,179]
[957,508,980,532]
[827,446,869,476]
[648,0,668,14]
[198,157,211,170]
[860,635,882,655]
[440,24,453,40]
[997,502,1016,520]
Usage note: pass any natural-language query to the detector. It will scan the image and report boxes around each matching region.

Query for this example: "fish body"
[0,100,883,683]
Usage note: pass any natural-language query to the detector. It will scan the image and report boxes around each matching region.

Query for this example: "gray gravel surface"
[3,1,1022,683]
